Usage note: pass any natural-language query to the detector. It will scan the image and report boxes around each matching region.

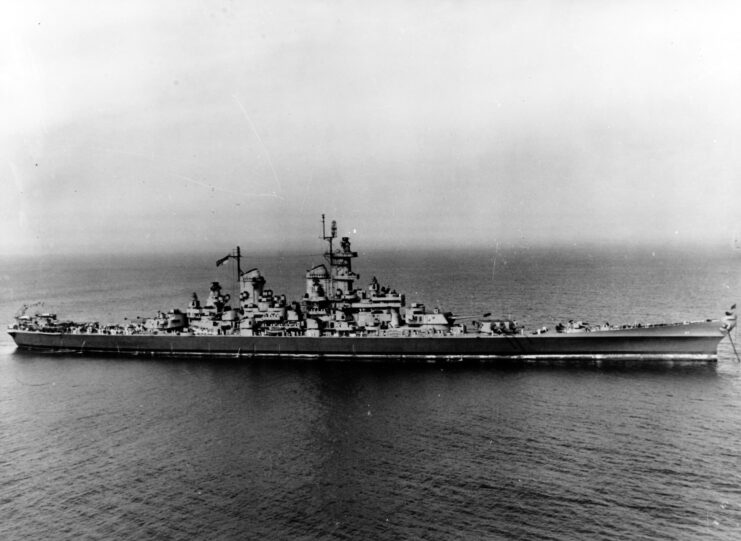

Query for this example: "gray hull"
[7,320,726,361]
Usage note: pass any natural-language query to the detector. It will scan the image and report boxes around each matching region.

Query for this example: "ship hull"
[7,321,726,361]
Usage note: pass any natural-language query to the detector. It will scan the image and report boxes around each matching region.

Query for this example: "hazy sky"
[2,0,741,254]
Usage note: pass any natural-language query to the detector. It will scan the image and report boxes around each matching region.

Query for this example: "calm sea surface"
[1,247,741,540]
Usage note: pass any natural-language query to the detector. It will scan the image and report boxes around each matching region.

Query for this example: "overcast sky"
[2,0,740,254]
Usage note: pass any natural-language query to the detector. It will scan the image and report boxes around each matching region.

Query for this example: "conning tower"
[240,268,266,308]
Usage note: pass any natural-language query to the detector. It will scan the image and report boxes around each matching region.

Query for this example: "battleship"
[7,217,737,362]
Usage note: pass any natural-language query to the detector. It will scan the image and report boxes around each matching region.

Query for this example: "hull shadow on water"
[9,347,722,377]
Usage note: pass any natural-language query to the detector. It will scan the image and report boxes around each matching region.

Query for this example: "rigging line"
[240,252,325,260]
[174,174,280,199]
[728,332,741,363]
[232,94,283,195]
[266,252,326,258]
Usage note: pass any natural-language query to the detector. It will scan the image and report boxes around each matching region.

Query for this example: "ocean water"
[1,247,741,539]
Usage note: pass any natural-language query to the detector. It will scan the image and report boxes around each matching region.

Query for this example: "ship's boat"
[7,217,736,362]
